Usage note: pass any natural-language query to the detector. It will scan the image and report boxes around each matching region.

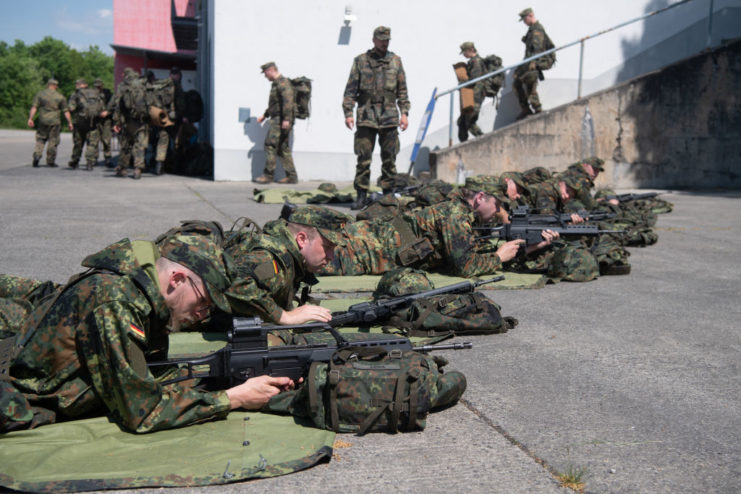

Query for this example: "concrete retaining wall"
[430,39,741,189]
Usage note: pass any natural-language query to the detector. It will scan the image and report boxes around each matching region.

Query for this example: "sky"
[0,0,114,54]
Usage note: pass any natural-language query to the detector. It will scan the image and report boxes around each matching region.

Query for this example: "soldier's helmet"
[75,78,87,86]
[372,267,434,300]
[459,41,476,53]
[159,234,233,314]
[287,206,352,246]
[373,26,391,40]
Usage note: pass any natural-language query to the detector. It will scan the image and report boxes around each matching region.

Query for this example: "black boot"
[154,161,164,175]
[351,190,368,210]
[32,158,40,167]
[105,158,113,168]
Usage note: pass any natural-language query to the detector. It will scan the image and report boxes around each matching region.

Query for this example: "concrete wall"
[429,39,741,189]
[209,0,740,182]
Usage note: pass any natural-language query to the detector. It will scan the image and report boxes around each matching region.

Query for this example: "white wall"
[211,0,741,182]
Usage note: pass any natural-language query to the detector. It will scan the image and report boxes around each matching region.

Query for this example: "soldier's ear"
[294,230,309,250]
[168,270,188,290]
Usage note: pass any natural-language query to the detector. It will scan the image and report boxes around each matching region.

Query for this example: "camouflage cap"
[75,78,87,85]
[46,78,59,86]
[93,78,104,87]
[159,234,232,314]
[287,206,352,246]
[260,61,276,72]
[583,156,605,171]
[373,26,391,40]
[519,7,533,19]
[559,173,583,192]
[373,267,434,300]
[460,41,476,53]
[318,182,338,193]
[500,171,527,190]
[465,175,506,198]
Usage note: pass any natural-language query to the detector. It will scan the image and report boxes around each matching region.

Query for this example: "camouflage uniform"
[223,206,349,322]
[29,84,69,166]
[94,80,114,166]
[111,69,148,176]
[457,42,485,142]
[514,12,550,116]
[67,81,102,169]
[343,28,410,193]
[0,236,233,433]
[321,190,504,278]
[262,73,296,181]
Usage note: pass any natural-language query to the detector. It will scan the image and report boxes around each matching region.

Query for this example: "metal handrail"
[436,0,702,146]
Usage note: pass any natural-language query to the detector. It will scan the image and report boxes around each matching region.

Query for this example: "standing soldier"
[94,78,114,168]
[514,8,555,120]
[27,79,73,168]
[343,26,410,209]
[67,79,105,171]
[111,68,149,180]
[254,62,298,185]
[457,41,485,142]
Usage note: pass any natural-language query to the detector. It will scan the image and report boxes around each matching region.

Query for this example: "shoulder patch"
[129,323,146,341]
[253,259,279,282]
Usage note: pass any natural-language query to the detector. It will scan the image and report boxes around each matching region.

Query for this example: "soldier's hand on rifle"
[278,304,332,325]
[495,239,525,263]
[525,229,559,254]
[570,213,585,224]
[399,114,409,131]
[226,375,297,410]
[345,116,355,130]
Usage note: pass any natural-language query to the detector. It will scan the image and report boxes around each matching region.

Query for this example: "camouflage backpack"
[481,54,505,98]
[263,346,467,434]
[291,77,312,119]
[146,78,175,110]
[522,166,553,185]
[77,87,104,121]
[537,32,557,70]
[373,268,515,337]
[154,220,226,247]
[121,76,149,120]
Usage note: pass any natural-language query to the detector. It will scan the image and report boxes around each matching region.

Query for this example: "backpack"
[77,87,104,120]
[263,346,467,434]
[154,220,226,247]
[184,89,204,122]
[537,32,557,70]
[481,54,505,98]
[291,77,312,119]
[121,77,149,120]
[146,78,175,109]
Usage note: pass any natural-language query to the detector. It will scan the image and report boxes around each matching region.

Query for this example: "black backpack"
[291,77,312,119]
[481,54,505,98]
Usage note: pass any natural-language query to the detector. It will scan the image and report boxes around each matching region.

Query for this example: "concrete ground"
[1,130,739,493]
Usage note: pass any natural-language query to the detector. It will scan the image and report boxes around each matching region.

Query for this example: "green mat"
[253,184,372,204]
[0,412,334,492]
[314,272,546,296]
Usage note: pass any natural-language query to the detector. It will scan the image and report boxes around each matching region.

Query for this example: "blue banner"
[408,87,437,174]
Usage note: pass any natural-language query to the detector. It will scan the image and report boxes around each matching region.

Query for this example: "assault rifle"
[599,192,662,203]
[494,206,616,226]
[474,206,624,246]
[149,276,501,386]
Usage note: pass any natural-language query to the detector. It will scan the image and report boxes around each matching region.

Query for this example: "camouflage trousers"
[320,222,399,276]
[457,107,483,143]
[513,68,541,113]
[118,120,148,170]
[152,127,169,162]
[70,119,100,165]
[98,118,113,159]
[354,126,399,192]
[32,123,61,165]
[264,120,296,180]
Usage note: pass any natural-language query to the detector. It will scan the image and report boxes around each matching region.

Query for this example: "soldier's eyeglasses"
[187,276,211,319]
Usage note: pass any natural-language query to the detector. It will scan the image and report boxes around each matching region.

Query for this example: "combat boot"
[104,158,113,168]
[114,166,127,177]
[254,175,272,184]
[133,168,142,180]
[32,158,40,167]
[68,161,79,169]
[86,161,94,171]
[154,161,164,176]
[351,190,368,210]
[47,162,58,167]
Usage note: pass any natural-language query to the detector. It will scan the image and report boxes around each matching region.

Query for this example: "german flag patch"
[272,259,279,274]
[129,323,145,340]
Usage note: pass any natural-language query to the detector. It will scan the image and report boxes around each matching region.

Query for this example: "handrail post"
[578,39,585,99]
[449,92,454,147]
